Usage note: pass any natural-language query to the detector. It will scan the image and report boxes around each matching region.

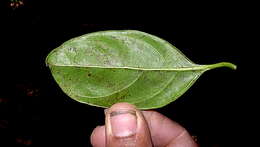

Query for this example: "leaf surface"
[46,30,236,109]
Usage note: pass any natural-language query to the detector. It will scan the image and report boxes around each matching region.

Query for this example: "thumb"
[105,103,153,147]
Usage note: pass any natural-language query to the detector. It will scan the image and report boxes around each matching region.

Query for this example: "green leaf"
[46,30,236,109]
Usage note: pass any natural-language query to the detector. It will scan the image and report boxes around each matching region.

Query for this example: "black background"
[0,0,253,147]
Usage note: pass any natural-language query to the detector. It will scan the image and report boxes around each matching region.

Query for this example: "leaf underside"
[46,30,236,109]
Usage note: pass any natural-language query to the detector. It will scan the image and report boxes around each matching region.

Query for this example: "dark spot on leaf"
[68,47,77,52]
[88,73,91,77]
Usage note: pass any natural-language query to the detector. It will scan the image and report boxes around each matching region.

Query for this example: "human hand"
[91,103,198,147]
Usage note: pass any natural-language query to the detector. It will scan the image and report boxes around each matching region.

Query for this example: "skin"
[91,103,198,147]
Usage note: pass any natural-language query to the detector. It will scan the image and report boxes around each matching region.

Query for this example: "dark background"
[0,0,253,147]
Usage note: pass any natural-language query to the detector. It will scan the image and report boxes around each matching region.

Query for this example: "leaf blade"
[46,30,236,109]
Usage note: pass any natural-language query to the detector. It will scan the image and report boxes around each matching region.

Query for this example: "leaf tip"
[206,62,237,70]
[222,62,237,70]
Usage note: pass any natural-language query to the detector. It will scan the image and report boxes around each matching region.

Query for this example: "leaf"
[46,30,236,109]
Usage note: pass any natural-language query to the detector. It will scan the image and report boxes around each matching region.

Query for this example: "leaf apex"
[206,62,237,70]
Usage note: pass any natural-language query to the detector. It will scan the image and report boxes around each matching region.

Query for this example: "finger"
[105,103,153,147]
[90,126,105,147]
[142,111,198,147]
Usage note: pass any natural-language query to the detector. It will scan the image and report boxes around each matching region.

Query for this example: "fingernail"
[110,110,137,138]
[104,109,108,115]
